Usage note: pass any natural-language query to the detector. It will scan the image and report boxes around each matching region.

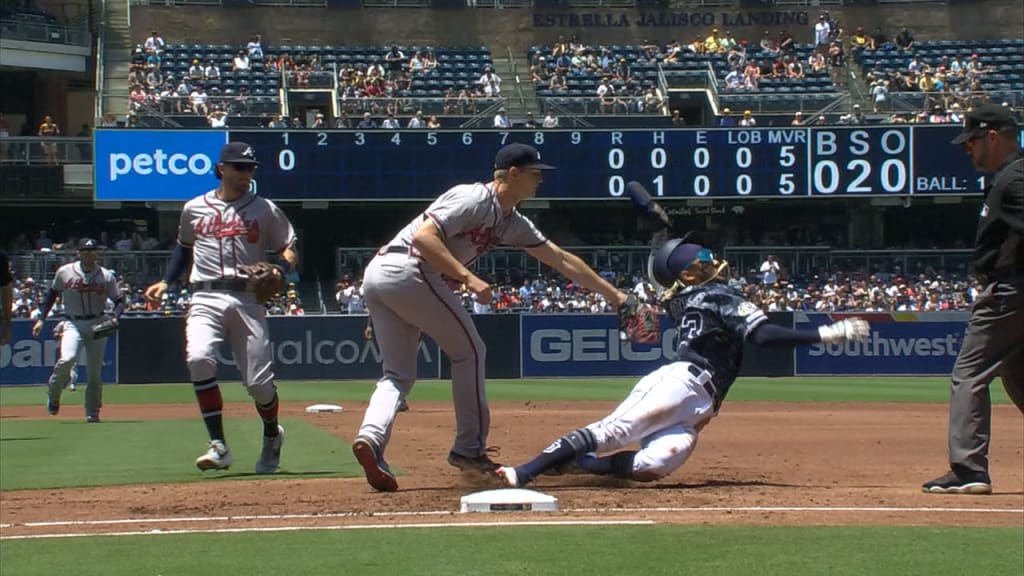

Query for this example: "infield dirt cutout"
[1,400,1021,537]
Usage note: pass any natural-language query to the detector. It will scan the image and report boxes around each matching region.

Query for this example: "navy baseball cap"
[494,143,555,170]
[219,141,260,165]
[651,239,714,286]
[951,103,1019,144]
[77,238,100,251]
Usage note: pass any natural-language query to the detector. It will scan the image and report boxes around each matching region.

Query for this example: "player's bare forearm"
[527,242,626,307]
[412,222,476,284]
[280,246,299,270]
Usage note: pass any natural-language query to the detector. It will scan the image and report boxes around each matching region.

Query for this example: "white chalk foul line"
[6,504,1021,530]
[569,506,1024,514]
[0,519,654,540]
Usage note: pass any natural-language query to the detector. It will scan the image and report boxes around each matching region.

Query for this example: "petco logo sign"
[109,150,213,181]
[94,129,227,201]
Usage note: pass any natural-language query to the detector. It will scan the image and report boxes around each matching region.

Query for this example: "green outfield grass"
[1,525,1021,576]
[0,377,1014,406]
[0,418,362,490]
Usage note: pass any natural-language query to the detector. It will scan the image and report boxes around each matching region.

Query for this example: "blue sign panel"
[94,126,985,202]
[94,129,226,201]
[0,321,117,386]
[521,314,677,377]
[794,313,966,375]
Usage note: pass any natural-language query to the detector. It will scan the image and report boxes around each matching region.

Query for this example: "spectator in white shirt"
[542,112,559,128]
[407,110,426,129]
[814,14,831,47]
[204,61,220,80]
[493,108,510,128]
[246,34,263,59]
[740,110,757,126]
[381,113,401,129]
[189,87,208,116]
[232,51,250,71]
[114,232,134,251]
[478,66,501,88]
[144,31,165,54]
[760,255,781,285]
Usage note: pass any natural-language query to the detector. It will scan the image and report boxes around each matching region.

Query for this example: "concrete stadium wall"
[131,1,1024,53]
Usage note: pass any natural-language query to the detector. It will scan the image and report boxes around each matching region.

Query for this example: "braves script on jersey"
[51,262,119,318]
[386,183,547,268]
[665,283,768,401]
[178,190,296,282]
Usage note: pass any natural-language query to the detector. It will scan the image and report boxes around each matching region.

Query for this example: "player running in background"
[495,199,870,487]
[33,238,123,423]
[145,142,298,474]
[352,143,632,492]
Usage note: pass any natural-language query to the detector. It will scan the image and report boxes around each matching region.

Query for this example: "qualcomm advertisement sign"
[0,321,117,385]
[795,313,967,375]
[522,314,677,377]
[94,129,227,201]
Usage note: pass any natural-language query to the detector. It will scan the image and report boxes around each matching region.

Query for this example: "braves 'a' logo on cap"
[242,146,255,159]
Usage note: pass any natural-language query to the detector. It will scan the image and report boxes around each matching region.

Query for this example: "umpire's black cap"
[950,103,1019,144]
[494,143,556,170]
[77,238,100,251]
[219,141,260,165]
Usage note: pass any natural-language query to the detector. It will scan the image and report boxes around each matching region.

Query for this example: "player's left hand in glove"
[616,294,659,343]
[239,262,285,304]
[91,318,119,340]
[818,318,870,343]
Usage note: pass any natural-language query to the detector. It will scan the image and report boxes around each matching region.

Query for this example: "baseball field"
[1,377,1021,576]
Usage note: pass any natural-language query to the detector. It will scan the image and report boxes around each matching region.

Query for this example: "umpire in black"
[923,103,1024,494]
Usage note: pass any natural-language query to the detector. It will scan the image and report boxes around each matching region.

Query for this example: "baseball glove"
[240,262,285,304]
[619,297,660,344]
[616,295,659,343]
[91,318,119,340]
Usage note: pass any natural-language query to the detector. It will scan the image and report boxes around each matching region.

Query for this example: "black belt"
[67,314,100,320]
[383,246,411,255]
[190,279,249,292]
[688,363,722,412]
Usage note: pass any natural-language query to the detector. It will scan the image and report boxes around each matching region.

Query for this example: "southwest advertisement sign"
[0,320,118,385]
[116,316,440,383]
[794,312,968,375]
[94,129,226,201]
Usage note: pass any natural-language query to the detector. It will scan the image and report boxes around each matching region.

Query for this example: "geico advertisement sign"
[94,129,226,201]
[212,332,436,366]
[529,328,679,362]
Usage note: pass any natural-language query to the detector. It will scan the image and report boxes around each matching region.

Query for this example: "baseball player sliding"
[495,183,872,488]
[145,142,298,474]
[352,143,632,492]
[33,238,123,423]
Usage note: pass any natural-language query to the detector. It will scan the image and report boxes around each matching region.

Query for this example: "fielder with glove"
[496,189,872,489]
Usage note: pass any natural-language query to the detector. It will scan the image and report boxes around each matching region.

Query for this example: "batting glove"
[818,318,871,343]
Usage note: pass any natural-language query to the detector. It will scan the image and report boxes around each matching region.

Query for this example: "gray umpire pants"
[948,279,1024,475]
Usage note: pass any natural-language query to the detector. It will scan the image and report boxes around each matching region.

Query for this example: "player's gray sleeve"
[265,200,297,253]
[424,186,489,240]
[104,269,120,301]
[500,211,547,248]
[177,203,196,246]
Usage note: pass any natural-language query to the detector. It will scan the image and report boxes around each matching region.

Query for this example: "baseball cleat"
[86,414,101,423]
[46,397,60,416]
[922,470,992,494]
[352,436,398,492]
[255,425,285,474]
[196,440,233,471]
[68,382,77,391]
[495,466,520,488]
[447,451,502,476]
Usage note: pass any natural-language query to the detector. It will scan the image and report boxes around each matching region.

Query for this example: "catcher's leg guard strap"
[518,428,597,483]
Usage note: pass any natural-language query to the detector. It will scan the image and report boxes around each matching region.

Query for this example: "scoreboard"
[94,126,990,202]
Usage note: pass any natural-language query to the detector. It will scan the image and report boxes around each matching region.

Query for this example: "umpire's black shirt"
[973,152,1024,282]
